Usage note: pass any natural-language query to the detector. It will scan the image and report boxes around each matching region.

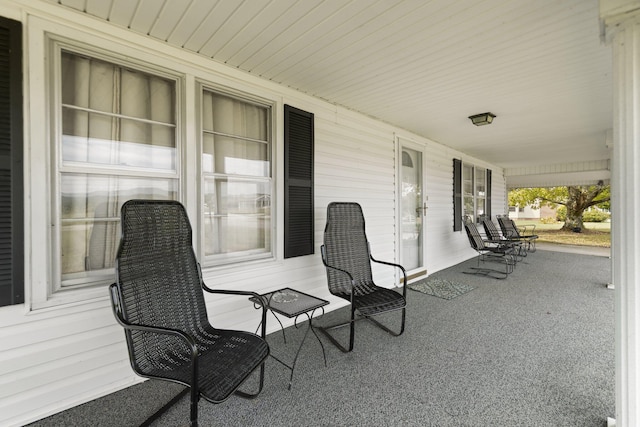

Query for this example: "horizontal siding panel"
[1,360,134,426]
[1,327,122,373]
[0,345,124,398]
[0,308,115,351]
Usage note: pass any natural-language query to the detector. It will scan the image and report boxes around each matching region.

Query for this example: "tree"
[508,185,610,231]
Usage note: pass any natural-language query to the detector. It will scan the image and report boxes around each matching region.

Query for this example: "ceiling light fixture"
[468,112,496,126]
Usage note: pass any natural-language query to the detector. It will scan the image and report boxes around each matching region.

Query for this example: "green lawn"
[512,219,611,248]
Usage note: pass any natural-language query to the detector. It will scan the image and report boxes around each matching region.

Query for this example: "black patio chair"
[109,200,269,427]
[497,215,538,252]
[464,221,517,279]
[481,216,527,259]
[319,202,407,352]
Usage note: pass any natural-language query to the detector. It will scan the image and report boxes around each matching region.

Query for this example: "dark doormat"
[407,278,474,300]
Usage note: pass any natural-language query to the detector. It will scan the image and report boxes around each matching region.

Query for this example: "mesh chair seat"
[347,283,406,317]
[135,327,268,403]
[319,202,407,352]
[110,200,269,426]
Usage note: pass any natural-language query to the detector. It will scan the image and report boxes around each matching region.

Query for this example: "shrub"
[583,210,610,223]
[555,205,610,222]
[540,216,557,224]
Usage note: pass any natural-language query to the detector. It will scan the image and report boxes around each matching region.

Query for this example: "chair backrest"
[114,200,209,366]
[481,217,502,240]
[323,202,373,296]
[464,221,486,251]
[497,216,519,238]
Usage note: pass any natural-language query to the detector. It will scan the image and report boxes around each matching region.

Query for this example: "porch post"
[600,2,640,426]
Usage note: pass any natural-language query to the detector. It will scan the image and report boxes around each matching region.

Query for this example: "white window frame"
[197,82,276,268]
[462,162,487,223]
[48,39,183,296]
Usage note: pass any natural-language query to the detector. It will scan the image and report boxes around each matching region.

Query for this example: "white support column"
[601,2,640,425]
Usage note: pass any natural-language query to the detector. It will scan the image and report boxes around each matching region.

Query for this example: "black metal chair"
[497,215,538,252]
[319,202,407,352]
[109,200,269,427]
[464,221,517,279]
[481,216,527,259]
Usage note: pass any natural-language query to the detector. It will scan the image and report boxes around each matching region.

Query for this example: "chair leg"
[318,305,357,353]
[234,363,266,399]
[318,306,406,352]
[465,253,513,279]
[190,384,198,427]
[139,386,190,427]
[364,307,406,337]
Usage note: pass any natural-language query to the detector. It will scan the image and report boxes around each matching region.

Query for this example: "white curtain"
[201,91,270,258]
[60,52,176,279]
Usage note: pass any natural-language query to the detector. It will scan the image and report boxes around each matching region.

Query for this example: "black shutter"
[0,17,23,307]
[284,105,314,258]
[486,169,492,219]
[453,158,462,231]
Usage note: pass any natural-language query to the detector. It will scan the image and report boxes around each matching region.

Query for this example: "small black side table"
[250,287,329,389]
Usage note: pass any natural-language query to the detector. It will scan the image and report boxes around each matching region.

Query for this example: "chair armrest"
[520,224,536,234]
[369,256,408,297]
[110,284,198,353]
[201,285,269,339]
[482,237,508,245]
[322,263,355,282]
[109,283,200,386]
[203,287,262,299]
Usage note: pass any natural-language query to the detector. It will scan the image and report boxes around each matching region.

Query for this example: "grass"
[512,219,611,248]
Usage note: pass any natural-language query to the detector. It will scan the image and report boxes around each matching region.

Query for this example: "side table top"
[250,287,329,318]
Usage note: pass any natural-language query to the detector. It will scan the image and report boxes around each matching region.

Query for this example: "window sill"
[29,284,111,312]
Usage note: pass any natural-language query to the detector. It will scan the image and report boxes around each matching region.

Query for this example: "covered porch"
[30,246,614,426]
[1,1,639,426]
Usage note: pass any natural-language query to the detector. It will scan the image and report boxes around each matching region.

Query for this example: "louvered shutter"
[453,158,462,231]
[486,169,492,219]
[284,105,314,258]
[0,17,23,307]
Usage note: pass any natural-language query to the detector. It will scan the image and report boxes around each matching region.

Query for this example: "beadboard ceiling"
[45,0,613,174]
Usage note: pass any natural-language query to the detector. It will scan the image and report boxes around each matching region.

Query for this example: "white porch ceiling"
[46,0,613,178]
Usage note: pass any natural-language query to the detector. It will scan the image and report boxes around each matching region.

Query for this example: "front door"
[398,140,426,277]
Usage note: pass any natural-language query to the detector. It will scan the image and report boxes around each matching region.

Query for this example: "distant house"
[508,204,557,220]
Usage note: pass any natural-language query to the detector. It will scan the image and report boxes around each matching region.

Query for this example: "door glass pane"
[401,147,422,271]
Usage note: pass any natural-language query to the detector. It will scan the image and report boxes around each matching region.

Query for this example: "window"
[201,89,272,265]
[56,49,178,289]
[474,165,486,220]
[462,164,486,223]
[462,163,475,222]
[453,159,492,227]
